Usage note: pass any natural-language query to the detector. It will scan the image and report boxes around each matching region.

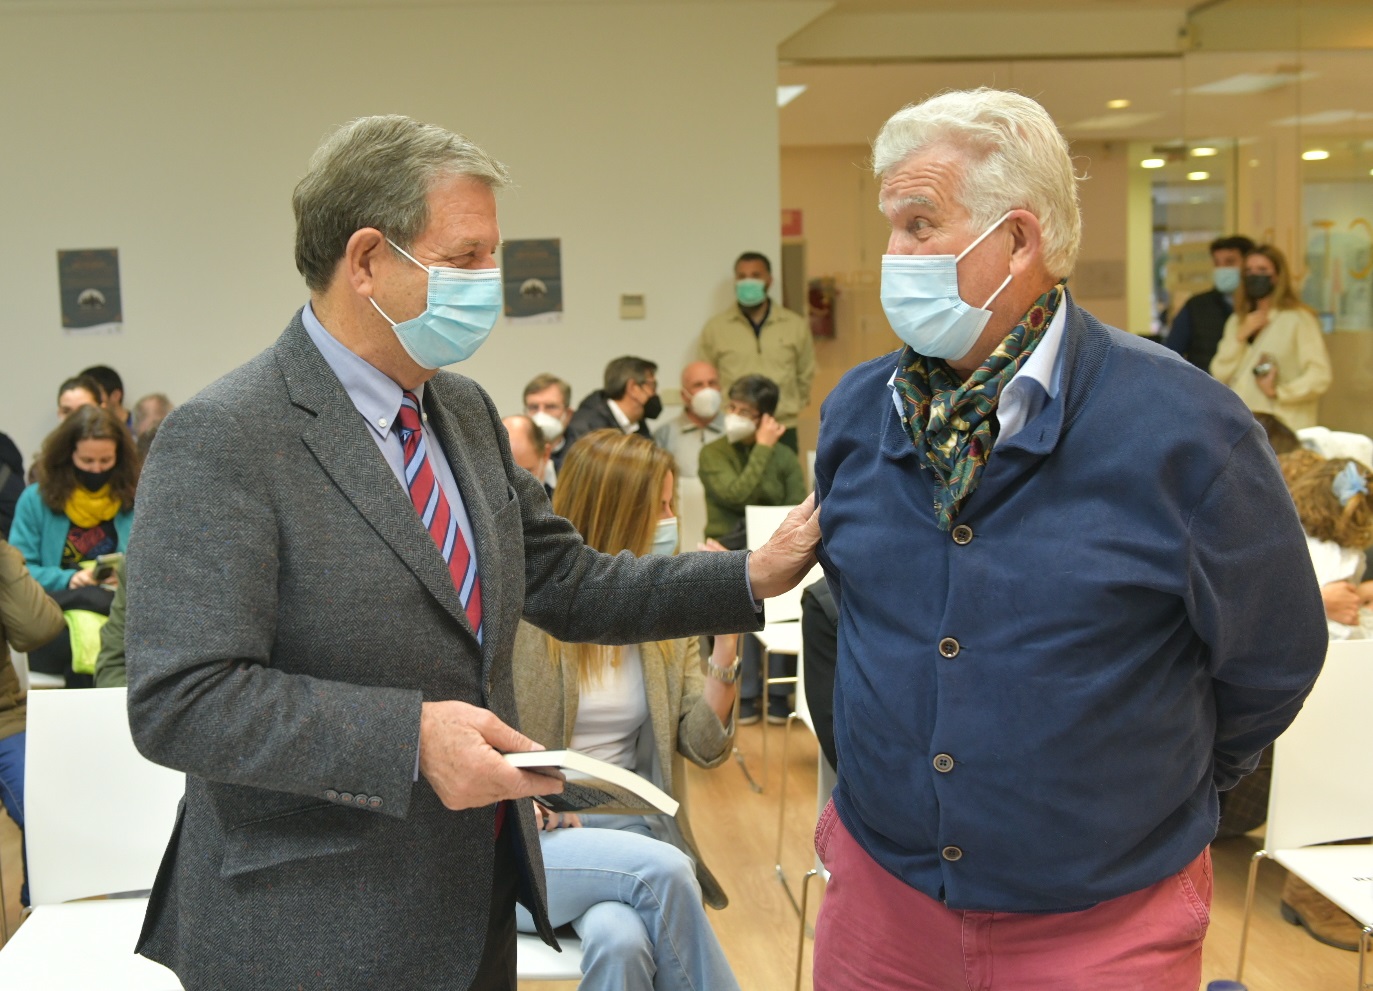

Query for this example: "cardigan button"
[938,637,960,658]
[951,524,973,545]
[942,845,964,862]
[324,789,339,802]
[932,753,955,773]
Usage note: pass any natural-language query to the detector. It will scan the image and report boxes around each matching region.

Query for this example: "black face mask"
[642,394,663,421]
[1244,274,1275,301]
[73,466,114,491]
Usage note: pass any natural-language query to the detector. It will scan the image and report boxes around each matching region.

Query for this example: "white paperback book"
[504,749,680,817]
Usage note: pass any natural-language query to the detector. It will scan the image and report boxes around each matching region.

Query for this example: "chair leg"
[1360,924,1372,991]
[795,868,821,991]
[1236,849,1269,983]
[774,712,802,916]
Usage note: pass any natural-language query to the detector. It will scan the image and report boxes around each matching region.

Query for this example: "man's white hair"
[873,88,1082,279]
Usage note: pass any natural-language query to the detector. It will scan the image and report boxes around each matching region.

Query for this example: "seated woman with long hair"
[511,428,743,991]
[9,405,139,686]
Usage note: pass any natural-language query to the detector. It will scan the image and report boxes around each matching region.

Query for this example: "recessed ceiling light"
[777,85,807,108]
[1106,99,1131,110]
[1191,146,1218,157]
[1141,158,1166,169]
[1187,171,1210,181]
[1302,149,1330,161]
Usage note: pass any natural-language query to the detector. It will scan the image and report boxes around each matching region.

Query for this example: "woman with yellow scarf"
[10,405,139,686]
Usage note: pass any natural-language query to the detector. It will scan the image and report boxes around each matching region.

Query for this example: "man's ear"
[1006,210,1044,278]
[344,228,389,299]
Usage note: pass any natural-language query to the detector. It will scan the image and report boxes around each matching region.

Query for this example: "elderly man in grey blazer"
[124,115,819,991]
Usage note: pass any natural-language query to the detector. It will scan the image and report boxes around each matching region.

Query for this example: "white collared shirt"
[606,398,639,434]
[886,302,1068,448]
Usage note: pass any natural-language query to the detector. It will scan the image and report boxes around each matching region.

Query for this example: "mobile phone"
[93,552,123,582]
[1252,360,1274,377]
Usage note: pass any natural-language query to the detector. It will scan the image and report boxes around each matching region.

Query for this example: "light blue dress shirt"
[301,303,479,576]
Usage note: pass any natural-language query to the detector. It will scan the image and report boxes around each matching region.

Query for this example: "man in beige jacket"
[698,251,814,452]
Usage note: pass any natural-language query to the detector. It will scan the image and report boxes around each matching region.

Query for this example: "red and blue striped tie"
[397,391,483,643]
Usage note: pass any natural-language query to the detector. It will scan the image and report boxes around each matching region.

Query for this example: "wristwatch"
[707,658,742,684]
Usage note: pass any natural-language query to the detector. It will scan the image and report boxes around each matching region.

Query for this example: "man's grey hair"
[603,356,657,401]
[293,115,511,292]
[504,414,546,451]
[873,88,1082,279]
[132,393,174,434]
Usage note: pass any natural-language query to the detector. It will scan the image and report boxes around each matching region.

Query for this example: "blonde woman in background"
[1210,244,1331,429]
[510,429,742,991]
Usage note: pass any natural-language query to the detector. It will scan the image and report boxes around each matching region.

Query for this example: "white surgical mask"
[370,240,502,369]
[530,410,565,442]
[880,212,1014,361]
[724,413,756,444]
[651,517,679,556]
[689,387,722,419]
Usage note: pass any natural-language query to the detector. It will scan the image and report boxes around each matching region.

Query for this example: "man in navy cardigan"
[809,89,1326,991]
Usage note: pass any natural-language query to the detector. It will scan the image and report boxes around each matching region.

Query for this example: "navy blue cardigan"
[813,297,1327,913]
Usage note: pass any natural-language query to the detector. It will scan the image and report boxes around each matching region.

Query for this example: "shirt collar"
[301,302,414,439]
[679,412,725,435]
[606,397,637,433]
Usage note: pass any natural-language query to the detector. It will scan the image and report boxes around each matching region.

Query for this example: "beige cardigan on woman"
[511,620,734,908]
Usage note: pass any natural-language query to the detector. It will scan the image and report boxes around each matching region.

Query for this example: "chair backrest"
[1265,638,1373,851]
[677,476,708,552]
[745,504,822,623]
[24,687,185,905]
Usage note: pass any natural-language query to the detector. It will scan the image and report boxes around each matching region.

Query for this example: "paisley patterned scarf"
[893,283,1066,531]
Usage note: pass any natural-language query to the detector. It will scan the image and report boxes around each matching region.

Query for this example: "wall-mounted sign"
[59,248,123,335]
[502,239,563,324]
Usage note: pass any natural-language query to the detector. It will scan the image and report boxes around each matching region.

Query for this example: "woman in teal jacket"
[9,406,138,684]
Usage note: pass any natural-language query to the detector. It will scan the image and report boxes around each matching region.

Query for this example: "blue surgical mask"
[651,517,679,556]
[1213,266,1241,294]
[370,240,502,369]
[880,212,1014,361]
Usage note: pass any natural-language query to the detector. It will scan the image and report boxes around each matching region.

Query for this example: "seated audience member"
[56,374,104,421]
[1210,244,1331,429]
[523,373,574,477]
[564,356,660,450]
[81,364,132,428]
[1164,234,1254,372]
[510,429,742,991]
[132,393,174,440]
[1272,450,1373,950]
[9,406,139,686]
[0,536,67,906]
[501,414,552,496]
[1253,411,1300,456]
[699,374,805,723]
[1,432,23,539]
[653,361,725,479]
[1298,425,1373,468]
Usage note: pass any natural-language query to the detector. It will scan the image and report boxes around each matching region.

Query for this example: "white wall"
[0,0,824,461]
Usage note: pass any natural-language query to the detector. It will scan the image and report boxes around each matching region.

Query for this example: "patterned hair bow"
[1332,461,1368,507]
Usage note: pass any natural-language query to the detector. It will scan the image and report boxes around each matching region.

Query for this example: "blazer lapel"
[639,641,674,788]
[273,317,475,641]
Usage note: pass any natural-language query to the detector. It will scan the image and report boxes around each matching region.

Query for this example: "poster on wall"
[58,248,123,335]
[502,239,562,324]
[1303,183,1373,332]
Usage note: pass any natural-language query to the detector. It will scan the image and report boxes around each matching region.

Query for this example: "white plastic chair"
[1235,639,1373,990]
[734,506,822,792]
[517,931,584,980]
[0,688,185,989]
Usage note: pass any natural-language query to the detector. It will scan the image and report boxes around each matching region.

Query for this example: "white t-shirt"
[1306,535,1372,640]
[568,645,649,770]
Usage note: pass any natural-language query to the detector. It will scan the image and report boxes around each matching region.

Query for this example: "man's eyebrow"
[878,194,938,215]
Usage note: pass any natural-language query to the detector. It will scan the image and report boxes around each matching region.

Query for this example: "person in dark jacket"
[810,89,1325,991]
[0,433,24,539]
[563,356,659,452]
[1164,234,1254,372]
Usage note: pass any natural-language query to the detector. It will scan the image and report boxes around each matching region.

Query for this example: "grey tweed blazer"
[124,312,762,991]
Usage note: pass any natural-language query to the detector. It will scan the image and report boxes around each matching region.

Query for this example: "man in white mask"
[522,373,574,485]
[808,89,1325,991]
[652,361,725,478]
[1164,234,1255,372]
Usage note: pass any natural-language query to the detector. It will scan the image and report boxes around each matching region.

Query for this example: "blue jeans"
[0,731,27,906]
[515,813,740,991]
